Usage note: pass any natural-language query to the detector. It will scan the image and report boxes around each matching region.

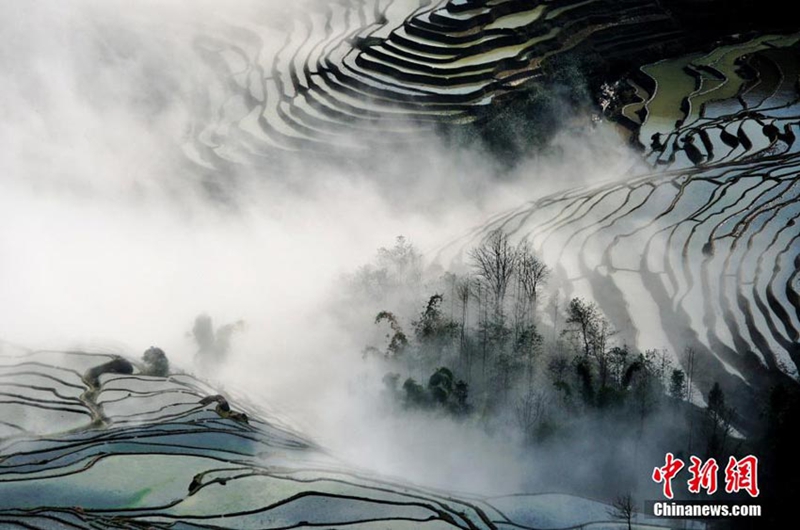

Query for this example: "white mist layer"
[0,0,642,496]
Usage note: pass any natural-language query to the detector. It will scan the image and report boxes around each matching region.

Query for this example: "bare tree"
[596,319,614,389]
[456,276,472,378]
[469,229,518,321]
[608,493,635,530]
[562,297,600,359]
[475,280,488,378]
[516,239,549,313]
[515,389,549,442]
[683,346,698,453]
[376,235,422,288]
[549,290,562,348]
[562,298,615,380]
[683,346,697,403]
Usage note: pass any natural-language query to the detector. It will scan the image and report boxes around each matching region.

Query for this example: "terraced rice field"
[630,33,800,169]
[185,0,679,163]
[2,0,799,524]
[440,34,800,423]
[0,349,680,529]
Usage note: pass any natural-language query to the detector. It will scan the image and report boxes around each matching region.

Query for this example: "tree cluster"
[357,232,749,492]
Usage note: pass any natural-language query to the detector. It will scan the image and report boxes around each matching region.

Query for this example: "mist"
[0,0,654,501]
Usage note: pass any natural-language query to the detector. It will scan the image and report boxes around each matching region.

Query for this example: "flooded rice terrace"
[1,1,798,528]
